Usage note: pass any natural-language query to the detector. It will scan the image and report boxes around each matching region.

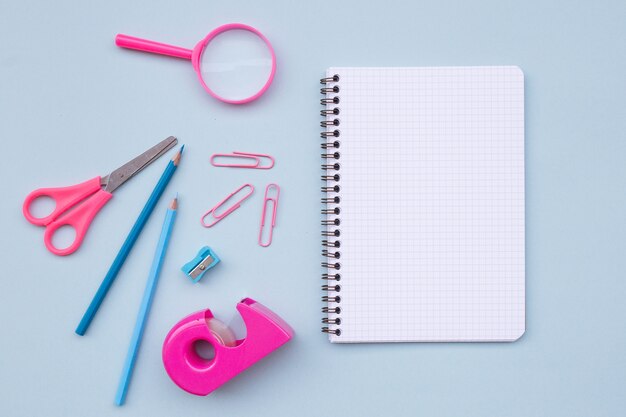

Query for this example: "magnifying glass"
[116,23,276,104]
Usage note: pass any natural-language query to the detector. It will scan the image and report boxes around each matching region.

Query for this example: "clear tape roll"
[206,318,237,347]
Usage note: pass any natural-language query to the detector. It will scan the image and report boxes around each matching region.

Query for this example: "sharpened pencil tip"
[170,196,178,210]
[173,145,184,166]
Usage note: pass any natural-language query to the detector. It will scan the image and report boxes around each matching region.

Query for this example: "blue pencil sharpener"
[181,246,220,283]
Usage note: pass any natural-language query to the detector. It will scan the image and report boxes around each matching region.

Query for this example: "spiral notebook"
[320,66,525,343]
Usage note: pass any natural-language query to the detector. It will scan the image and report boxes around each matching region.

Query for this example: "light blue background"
[1,0,625,416]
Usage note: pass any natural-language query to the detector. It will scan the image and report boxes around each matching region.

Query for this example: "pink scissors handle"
[23,176,112,256]
[23,177,104,226]
[43,189,112,256]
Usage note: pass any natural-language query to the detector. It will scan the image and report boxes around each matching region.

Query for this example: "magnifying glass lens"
[199,29,274,102]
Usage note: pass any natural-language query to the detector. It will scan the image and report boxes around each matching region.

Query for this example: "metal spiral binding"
[320,74,342,337]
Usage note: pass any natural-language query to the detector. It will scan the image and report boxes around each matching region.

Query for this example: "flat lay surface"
[1,0,625,416]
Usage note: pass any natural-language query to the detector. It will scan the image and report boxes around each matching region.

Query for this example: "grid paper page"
[325,66,525,343]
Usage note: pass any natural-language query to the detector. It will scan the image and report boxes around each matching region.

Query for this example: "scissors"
[23,136,178,256]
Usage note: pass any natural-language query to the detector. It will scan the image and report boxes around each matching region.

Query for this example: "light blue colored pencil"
[115,196,178,406]
[76,145,184,336]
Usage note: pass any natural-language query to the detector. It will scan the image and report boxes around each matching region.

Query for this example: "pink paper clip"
[258,184,280,247]
[201,184,254,228]
[210,152,275,169]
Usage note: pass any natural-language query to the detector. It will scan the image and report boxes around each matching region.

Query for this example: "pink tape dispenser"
[162,298,293,395]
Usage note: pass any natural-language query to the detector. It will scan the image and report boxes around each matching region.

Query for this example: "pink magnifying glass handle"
[115,34,192,60]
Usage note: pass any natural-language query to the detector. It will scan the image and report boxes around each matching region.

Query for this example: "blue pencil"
[115,196,178,406]
[76,145,184,336]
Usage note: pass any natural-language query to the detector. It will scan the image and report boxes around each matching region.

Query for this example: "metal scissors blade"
[103,136,178,192]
